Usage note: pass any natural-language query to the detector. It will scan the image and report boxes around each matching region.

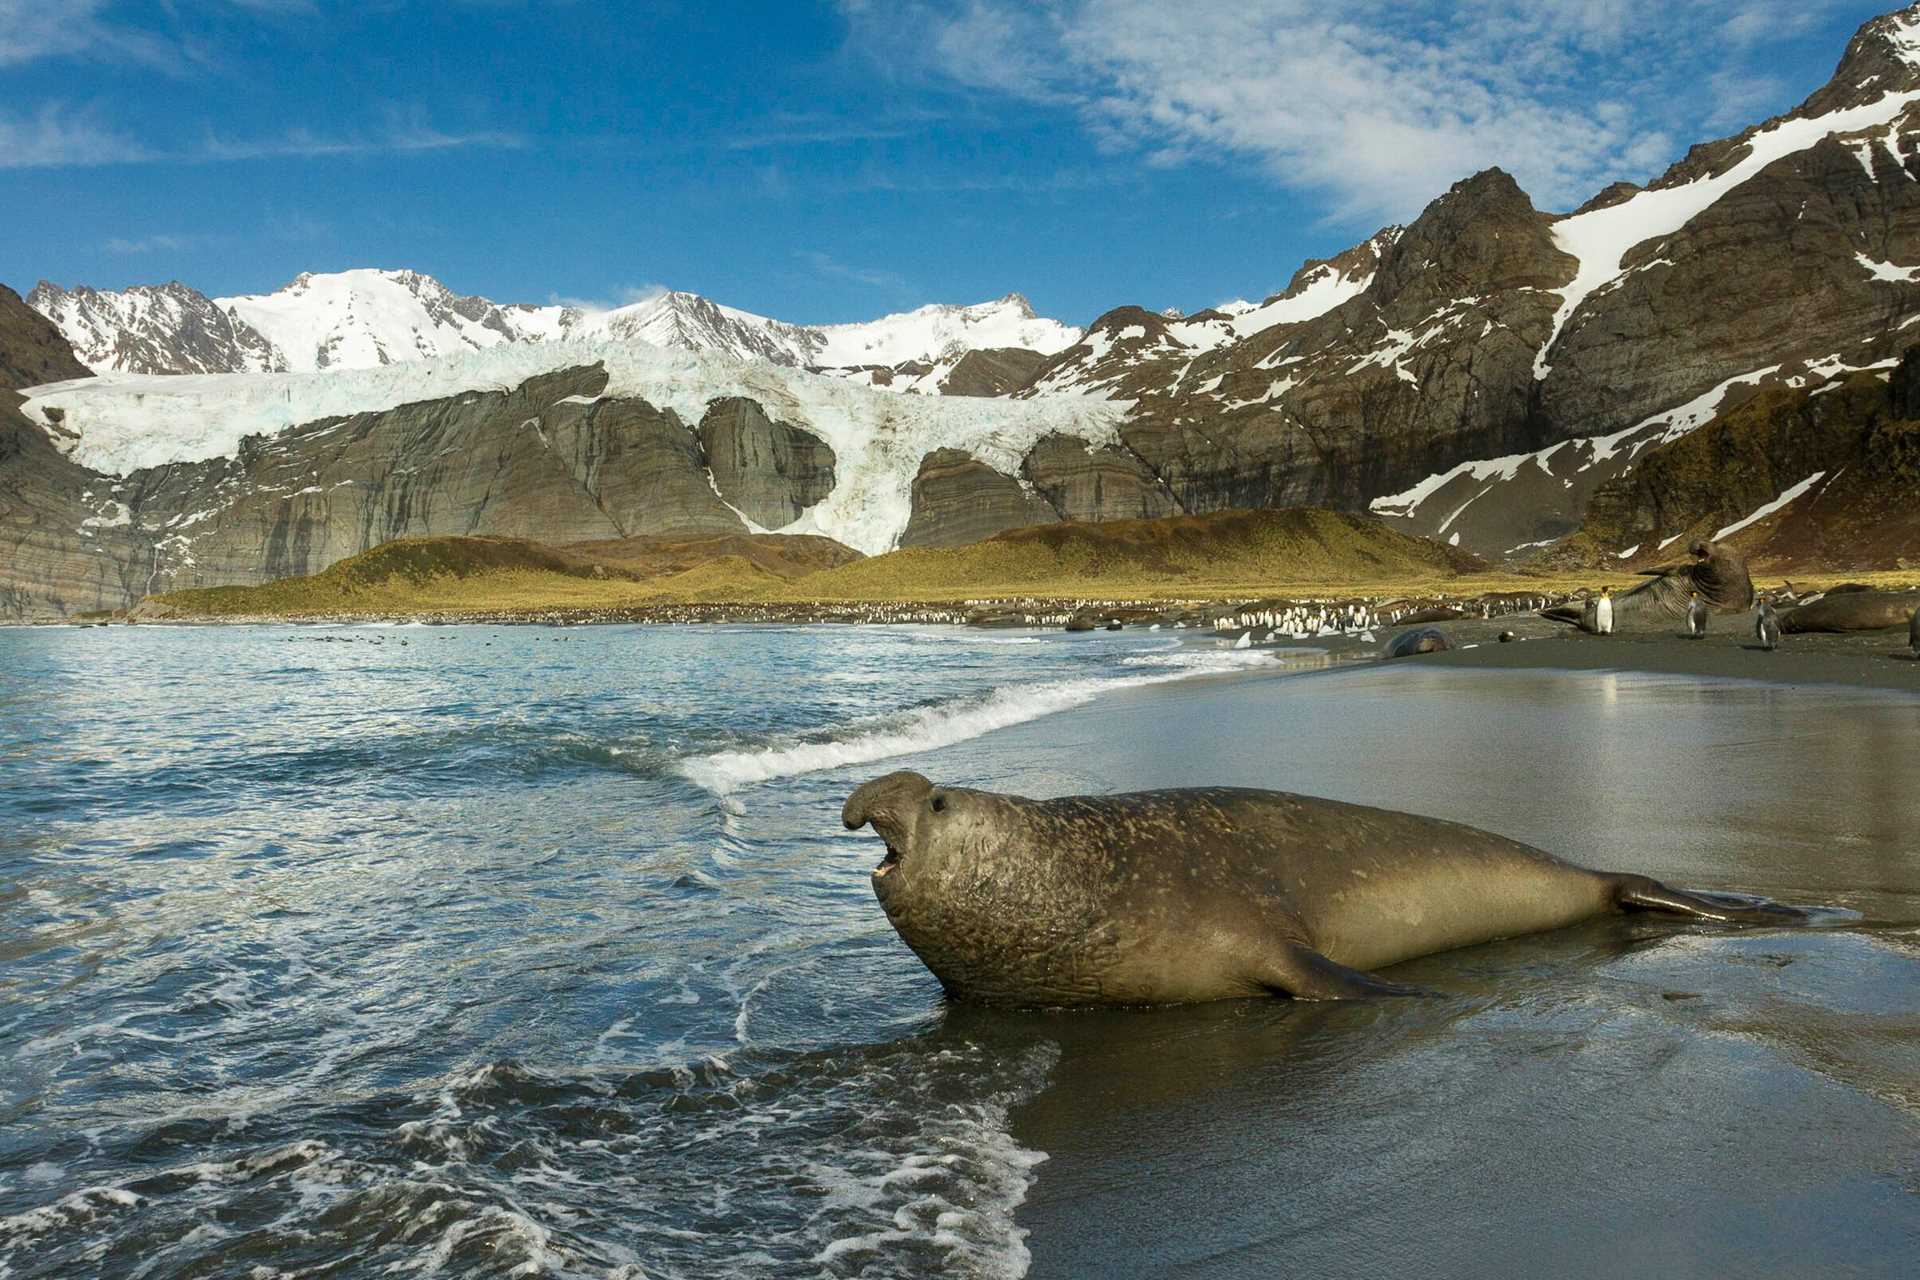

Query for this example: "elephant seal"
[1783,589,1920,634]
[1386,627,1451,659]
[841,772,1807,1007]
[1544,540,1754,632]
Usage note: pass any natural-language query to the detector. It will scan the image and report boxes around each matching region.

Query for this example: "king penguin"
[1755,596,1781,651]
[1595,585,1614,636]
[1686,591,1710,639]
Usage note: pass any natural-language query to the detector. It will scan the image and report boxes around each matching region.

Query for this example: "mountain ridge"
[25,269,1084,385]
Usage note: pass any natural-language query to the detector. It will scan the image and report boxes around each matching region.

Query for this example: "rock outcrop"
[0,365,819,616]
[900,448,1058,548]
[1557,349,1920,572]
[695,397,837,528]
[1,285,92,390]
[935,347,1050,397]
[1020,432,1180,523]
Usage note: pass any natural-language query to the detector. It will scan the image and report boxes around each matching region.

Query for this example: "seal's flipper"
[1262,944,1432,1001]
[1612,875,1809,924]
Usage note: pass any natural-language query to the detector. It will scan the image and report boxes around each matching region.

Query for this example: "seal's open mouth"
[874,843,902,878]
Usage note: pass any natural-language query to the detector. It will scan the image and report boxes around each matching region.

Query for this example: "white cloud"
[0,0,183,69]
[104,233,220,254]
[797,250,910,290]
[0,101,521,170]
[0,0,317,69]
[548,284,669,313]
[843,0,1876,222]
[195,123,525,162]
[0,105,151,169]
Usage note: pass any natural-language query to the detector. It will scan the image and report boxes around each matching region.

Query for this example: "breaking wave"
[679,647,1274,794]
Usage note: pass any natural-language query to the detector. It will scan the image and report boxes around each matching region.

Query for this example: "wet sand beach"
[961,649,1920,1277]
[1408,613,1920,693]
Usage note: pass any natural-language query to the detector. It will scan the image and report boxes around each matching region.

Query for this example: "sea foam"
[678,648,1274,795]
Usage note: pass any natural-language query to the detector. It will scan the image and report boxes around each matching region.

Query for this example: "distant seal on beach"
[1783,590,1920,634]
[1386,627,1451,658]
[842,772,1808,1007]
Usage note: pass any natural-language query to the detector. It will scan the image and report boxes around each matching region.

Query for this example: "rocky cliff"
[1,286,92,391]
[1554,350,1920,572]
[0,362,861,616]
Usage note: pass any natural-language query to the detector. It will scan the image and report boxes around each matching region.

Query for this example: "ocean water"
[5,625,1918,1279]
[0,623,1280,1279]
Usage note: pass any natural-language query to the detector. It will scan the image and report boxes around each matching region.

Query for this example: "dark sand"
[1401,612,1920,692]
[937,635,1920,1278]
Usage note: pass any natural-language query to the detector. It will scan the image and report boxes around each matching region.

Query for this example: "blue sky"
[0,0,1901,325]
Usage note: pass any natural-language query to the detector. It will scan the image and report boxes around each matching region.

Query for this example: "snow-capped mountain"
[28,280,287,375]
[809,294,1079,367]
[576,291,821,366]
[27,269,1084,385]
[220,269,574,372]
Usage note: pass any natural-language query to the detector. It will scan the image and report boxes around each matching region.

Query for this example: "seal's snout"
[844,772,936,882]
[841,794,869,831]
[843,771,934,831]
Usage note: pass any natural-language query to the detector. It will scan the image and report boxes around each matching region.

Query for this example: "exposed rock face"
[695,397,836,528]
[1004,13,1920,558]
[900,449,1058,548]
[1562,355,1920,572]
[0,392,152,617]
[936,347,1049,397]
[1021,433,1181,523]
[1537,133,1920,438]
[0,365,787,617]
[1021,169,1576,522]
[27,281,285,375]
[1,286,93,390]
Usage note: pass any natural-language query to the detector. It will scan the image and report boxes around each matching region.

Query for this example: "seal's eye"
[930,794,947,813]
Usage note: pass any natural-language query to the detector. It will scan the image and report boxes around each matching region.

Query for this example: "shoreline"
[14,600,1918,693]
[1375,613,1920,694]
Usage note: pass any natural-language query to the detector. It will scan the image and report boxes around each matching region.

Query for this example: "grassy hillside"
[145,533,855,617]
[793,509,1488,600]
[142,510,1501,619]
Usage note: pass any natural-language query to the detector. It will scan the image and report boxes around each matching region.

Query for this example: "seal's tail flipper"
[1262,944,1434,1001]
[1612,875,1810,924]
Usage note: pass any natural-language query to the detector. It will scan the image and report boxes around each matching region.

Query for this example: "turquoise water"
[0,623,1273,1278]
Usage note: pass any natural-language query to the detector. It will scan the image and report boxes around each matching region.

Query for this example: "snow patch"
[1855,252,1920,283]
[1713,471,1828,541]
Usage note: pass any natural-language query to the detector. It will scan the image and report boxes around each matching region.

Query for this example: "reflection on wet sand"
[928,664,1920,1278]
